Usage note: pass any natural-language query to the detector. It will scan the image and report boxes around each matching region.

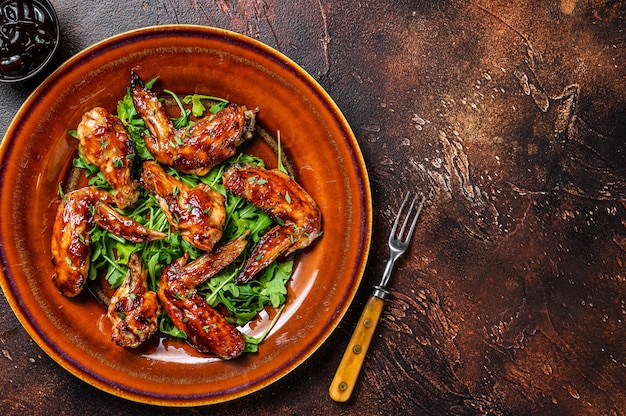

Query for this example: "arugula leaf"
[58,183,67,201]
[183,94,229,117]
[276,130,288,174]
[145,77,158,89]
[160,314,187,339]
[243,304,285,352]
[199,259,293,327]
[259,261,292,307]
[164,89,191,129]
[72,155,111,189]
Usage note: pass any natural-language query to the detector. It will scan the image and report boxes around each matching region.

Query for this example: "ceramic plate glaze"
[0,25,371,406]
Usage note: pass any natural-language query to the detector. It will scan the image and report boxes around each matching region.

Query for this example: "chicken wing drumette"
[76,107,139,209]
[158,234,248,359]
[223,163,322,283]
[107,253,161,348]
[130,71,256,176]
[51,186,167,297]
[140,160,226,252]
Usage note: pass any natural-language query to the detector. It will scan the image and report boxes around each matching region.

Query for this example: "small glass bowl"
[0,0,60,83]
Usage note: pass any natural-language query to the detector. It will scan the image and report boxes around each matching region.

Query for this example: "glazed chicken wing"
[107,253,161,348]
[130,71,256,176]
[223,163,322,283]
[76,107,139,209]
[140,160,226,252]
[51,187,110,297]
[158,234,248,358]
[51,186,166,297]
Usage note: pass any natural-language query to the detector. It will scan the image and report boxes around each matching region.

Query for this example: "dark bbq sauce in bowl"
[0,0,59,83]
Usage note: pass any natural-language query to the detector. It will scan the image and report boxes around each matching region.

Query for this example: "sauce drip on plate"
[0,0,58,80]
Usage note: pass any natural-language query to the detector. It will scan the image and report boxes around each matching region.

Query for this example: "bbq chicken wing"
[76,107,139,209]
[130,71,256,176]
[158,234,248,359]
[141,160,226,252]
[51,186,166,297]
[107,253,161,348]
[222,163,322,283]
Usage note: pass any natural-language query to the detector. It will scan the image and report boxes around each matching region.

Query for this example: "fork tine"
[397,193,418,239]
[404,195,425,243]
[391,192,425,243]
[390,192,411,240]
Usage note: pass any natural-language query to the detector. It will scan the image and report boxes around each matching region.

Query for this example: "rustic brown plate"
[0,25,371,406]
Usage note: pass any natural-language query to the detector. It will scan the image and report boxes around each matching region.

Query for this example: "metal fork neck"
[372,285,390,299]
[372,255,398,299]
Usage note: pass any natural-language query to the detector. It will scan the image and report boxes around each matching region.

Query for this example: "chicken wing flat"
[76,107,139,209]
[140,160,226,252]
[51,186,166,297]
[130,71,256,176]
[158,234,248,358]
[107,253,161,348]
[222,163,322,283]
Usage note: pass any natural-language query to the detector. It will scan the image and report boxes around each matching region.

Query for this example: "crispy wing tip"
[130,70,144,89]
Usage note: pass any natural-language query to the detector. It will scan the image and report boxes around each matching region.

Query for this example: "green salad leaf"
[183,94,229,117]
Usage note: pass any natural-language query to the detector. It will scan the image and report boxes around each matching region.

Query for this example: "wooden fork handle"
[329,295,384,402]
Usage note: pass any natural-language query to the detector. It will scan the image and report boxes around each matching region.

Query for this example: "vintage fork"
[329,192,425,402]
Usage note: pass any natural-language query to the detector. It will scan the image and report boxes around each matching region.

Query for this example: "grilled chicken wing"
[222,163,322,283]
[51,186,166,297]
[76,107,139,209]
[140,160,226,252]
[51,187,110,297]
[158,234,248,358]
[130,71,256,176]
[107,253,161,348]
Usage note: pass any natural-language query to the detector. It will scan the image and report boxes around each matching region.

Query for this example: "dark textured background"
[1,1,625,415]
